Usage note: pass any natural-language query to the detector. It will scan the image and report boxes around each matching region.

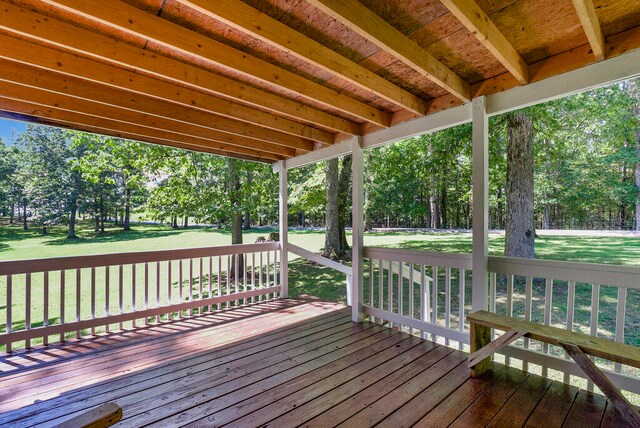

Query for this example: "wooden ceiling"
[0,0,639,162]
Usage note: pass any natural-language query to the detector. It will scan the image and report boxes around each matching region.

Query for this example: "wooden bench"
[55,402,122,428]
[467,310,640,428]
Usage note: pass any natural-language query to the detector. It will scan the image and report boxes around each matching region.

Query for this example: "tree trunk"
[68,199,77,239]
[631,79,640,231]
[9,203,14,224]
[123,188,131,231]
[429,177,437,229]
[323,157,344,258]
[172,215,178,229]
[228,158,244,276]
[505,111,535,258]
[242,209,251,230]
[22,197,28,231]
[183,216,188,228]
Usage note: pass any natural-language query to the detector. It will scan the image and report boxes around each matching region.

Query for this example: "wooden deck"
[0,299,628,427]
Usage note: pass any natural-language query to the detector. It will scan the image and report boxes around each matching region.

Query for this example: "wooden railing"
[363,247,471,346]
[0,242,280,352]
[488,255,640,394]
[361,246,640,394]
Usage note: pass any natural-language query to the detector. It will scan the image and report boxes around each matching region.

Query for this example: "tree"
[504,111,535,258]
[323,156,351,259]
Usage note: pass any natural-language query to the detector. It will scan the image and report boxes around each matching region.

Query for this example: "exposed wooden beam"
[571,0,606,61]
[0,59,314,152]
[0,99,282,162]
[0,79,296,159]
[0,1,361,135]
[177,0,427,115]
[440,0,529,84]
[0,35,334,146]
[34,0,391,127]
[306,0,471,103]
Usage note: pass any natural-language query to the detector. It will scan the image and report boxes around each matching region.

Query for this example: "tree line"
[0,79,638,259]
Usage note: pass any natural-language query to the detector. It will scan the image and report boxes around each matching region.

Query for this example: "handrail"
[288,243,351,275]
[0,242,280,275]
[364,246,472,270]
[488,255,640,289]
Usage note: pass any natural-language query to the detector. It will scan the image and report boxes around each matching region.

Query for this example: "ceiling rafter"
[0,99,282,162]
[439,0,529,85]
[0,72,299,158]
[0,59,315,152]
[36,0,391,127]
[0,35,334,146]
[571,0,606,61]
[0,2,361,136]
[176,0,428,115]
[305,0,471,103]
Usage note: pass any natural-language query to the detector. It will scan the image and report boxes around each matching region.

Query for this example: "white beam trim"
[351,136,364,322]
[471,96,489,312]
[276,137,354,171]
[278,159,288,298]
[486,48,640,116]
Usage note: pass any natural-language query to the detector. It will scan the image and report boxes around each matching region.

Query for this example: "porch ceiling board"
[0,0,638,163]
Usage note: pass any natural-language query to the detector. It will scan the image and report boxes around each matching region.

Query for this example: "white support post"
[472,96,489,312]
[278,160,289,298]
[351,136,364,322]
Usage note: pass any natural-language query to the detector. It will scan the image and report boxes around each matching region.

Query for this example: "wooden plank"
[562,389,608,428]
[440,0,529,84]
[468,311,640,369]
[335,350,465,427]
[449,367,529,427]
[180,0,427,115]
[486,374,552,427]
[524,381,578,427]
[469,321,492,376]
[288,244,351,275]
[561,342,640,427]
[0,2,361,134]
[36,0,390,127]
[0,60,312,152]
[468,329,527,368]
[309,349,462,427]
[571,0,606,61]
[55,402,122,428]
[413,365,508,427]
[302,0,470,102]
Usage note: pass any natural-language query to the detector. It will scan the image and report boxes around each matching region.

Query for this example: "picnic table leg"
[470,321,492,377]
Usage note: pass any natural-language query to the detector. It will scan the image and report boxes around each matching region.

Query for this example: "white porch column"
[472,96,489,312]
[278,160,289,298]
[351,136,364,322]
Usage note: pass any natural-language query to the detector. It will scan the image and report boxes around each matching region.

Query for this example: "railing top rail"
[0,242,280,276]
[489,255,640,289]
[364,246,472,270]
[288,243,351,275]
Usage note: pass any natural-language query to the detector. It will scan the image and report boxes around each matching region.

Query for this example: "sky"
[0,118,27,143]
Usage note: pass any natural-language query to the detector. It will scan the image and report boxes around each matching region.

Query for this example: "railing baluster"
[397,262,403,319]
[226,255,231,307]
[614,287,627,373]
[199,257,204,313]
[6,275,12,352]
[378,260,383,323]
[156,262,161,323]
[60,270,65,342]
[76,269,81,339]
[542,278,553,377]
[188,258,193,316]
[167,260,172,320]
[489,272,496,341]
[218,256,223,308]
[587,283,600,391]
[273,250,278,299]
[505,274,514,365]
[459,268,466,350]
[387,259,393,328]
[266,251,271,300]
[44,271,49,345]
[90,267,96,336]
[408,262,414,334]
[523,276,533,371]
[209,256,214,311]
[258,252,263,302]
[235,254,240,306]
[25,273,31,348]
[563,280,576,383]
[420,264,427,337]
[445,267,451,346]
[105,267,110,332]
[431,266,438,342]
[251,252,256,304]
[118,265,123,330]
[368,259,374,311]
[243,253,247,305]
[144,262,149,320]
[131,264,136,328]
[179,259,184,317]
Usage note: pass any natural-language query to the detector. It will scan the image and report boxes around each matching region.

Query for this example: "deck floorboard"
[0,299,616,427]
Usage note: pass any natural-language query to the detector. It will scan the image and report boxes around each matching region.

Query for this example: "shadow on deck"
[0,299,628,427]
